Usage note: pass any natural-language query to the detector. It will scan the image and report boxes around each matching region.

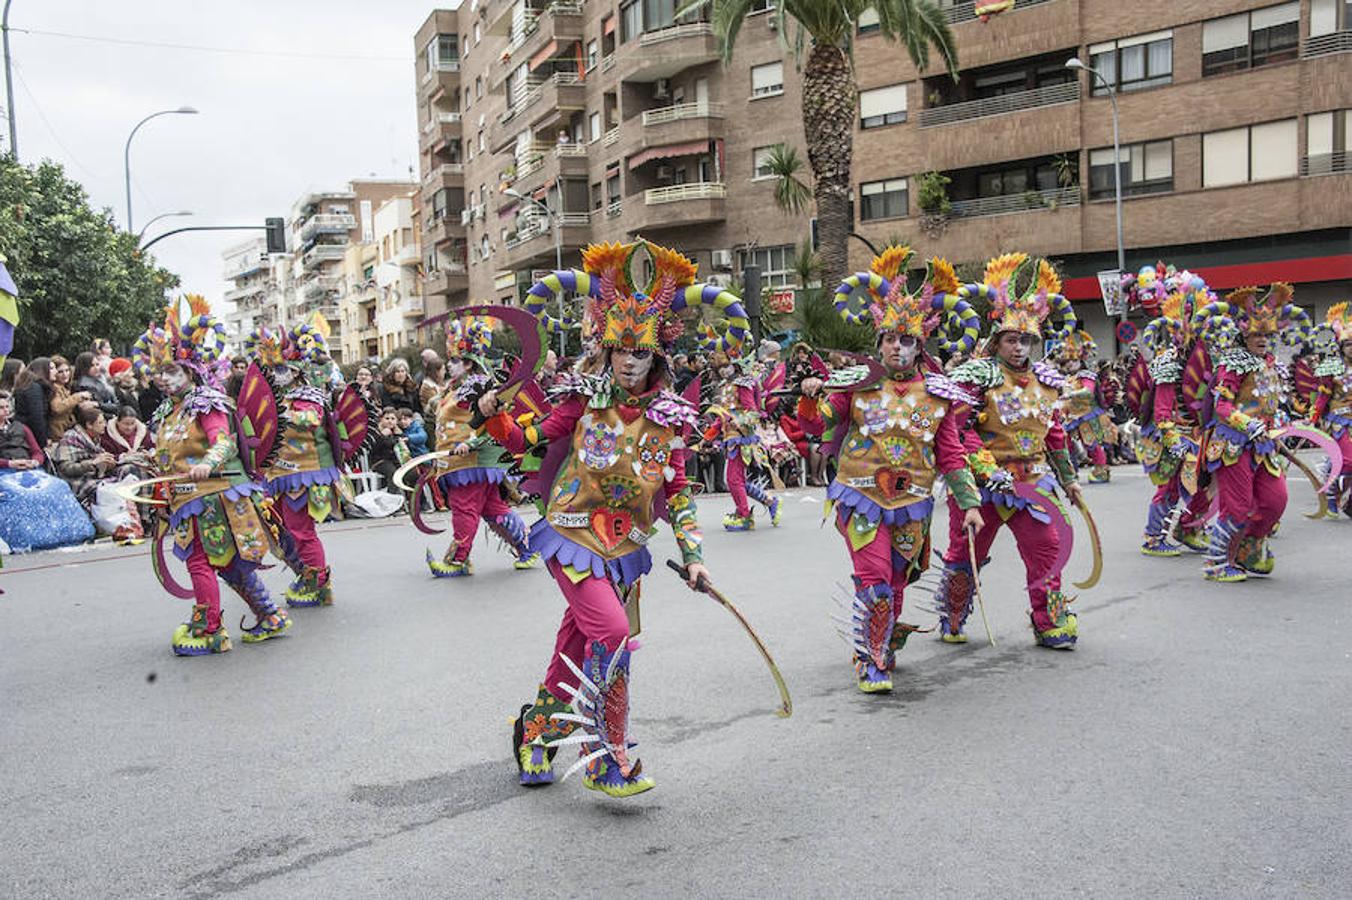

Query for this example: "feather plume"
[1036,260,1061,297]
[928,257,959,296]
[983,252,1027,290]
[1161,292,1185,322]
[869,245,913,283]
[1224,286,1260,308]
[308,310,331,340]
[1266,282,1294,307]
[646,242,698,292]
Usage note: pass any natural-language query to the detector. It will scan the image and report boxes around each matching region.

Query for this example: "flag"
[0,254,19,367]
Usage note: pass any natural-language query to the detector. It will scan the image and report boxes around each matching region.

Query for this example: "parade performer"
[808,247,984,692]
[1192,285,1309,581]
[423,318,537,577]
[134,297,289,656]
[481,241,741,798]
[243,318,353,607]
[932,254,1084,649]
[1309,304,1352,516]
[709,345,781,530]
[1049,329,1115,483]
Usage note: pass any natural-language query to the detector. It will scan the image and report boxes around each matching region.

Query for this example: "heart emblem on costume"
[874,469,911,500]
[590,508,634,551]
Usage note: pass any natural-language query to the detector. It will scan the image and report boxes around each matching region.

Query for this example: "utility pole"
[3,0,17,157]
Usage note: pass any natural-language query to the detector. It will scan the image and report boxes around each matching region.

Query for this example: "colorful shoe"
[1141,535,1182,557]
[931,563,974,644]
[513,552,541,571]
[1234,535,1274,576]
[843,583,895,693]
[722,512,755,531]
[1033,591,1077,650]
[1203,517,1246,583]
[549,640,655,798]
[768,495,782,527]
[1175,527,1208,553]
[1204,563,1247,582]
[240,610,292,643]
[426,549,472,577]
[1088,466,1111,484]
[512,684,575,787]
[171,606,232,657]
[285,565,331,607]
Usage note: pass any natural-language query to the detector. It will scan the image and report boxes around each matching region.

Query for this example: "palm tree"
[764,143,813,216]
[684,0,959,288]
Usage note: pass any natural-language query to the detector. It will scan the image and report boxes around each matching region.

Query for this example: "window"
[477,131,485,152]
[620,1,642,42]
[592,181,603,210]
[586,39,598,70]
[589,112,602,142]
[1306,110,1351,173]
[1088,141,1173,199]
[752,146,776,179]
[860,83,907,129]
[857,7,880,34]
[1309,0,1352,36]
[473,22,482,44]
[737,243,796,288]
[643,0,678,32]
[480,235,490,258]
[973,70,1027,99]
[859,178,908,221]
[749,0,775,11]
[1203,120,1298,187]
[427,34,458,70]
[751,62,784,98]
[1202,4,1299,76]
[1087,31,1172,94]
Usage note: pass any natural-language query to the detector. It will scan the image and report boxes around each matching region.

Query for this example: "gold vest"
[263,403,327,480]
[155,401,237,514]
[1329,371,1352,419]
[835,377,945,511]
[545,404,679,561]
[1061,377,1094,421]
[977,364,1061,480]
[1235,364,1282,424]
[434,388,480,473]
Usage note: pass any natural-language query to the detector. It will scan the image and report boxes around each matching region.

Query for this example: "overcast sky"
[6,0,454,305]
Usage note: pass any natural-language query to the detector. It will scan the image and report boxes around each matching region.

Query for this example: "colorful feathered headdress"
[287,312,331,364]
[1192,283,1311,351]
[132,321,174,377]
[243,326,287,368]
[1141,271,1211,352]
[833,245,980,356]
[1048,329,1097,363]
[1324,301,1352,343]
[133,294,229,386]
[525,241,751,357]
[1120,262,1176,316]
[445,317,493,364]
[962,253,1076,344]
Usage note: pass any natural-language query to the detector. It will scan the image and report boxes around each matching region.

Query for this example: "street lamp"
[501,186,565,355]
[3,0,16,157]
[124,106,198,232]
[1066,57,1127,348]
[136,210,193,242]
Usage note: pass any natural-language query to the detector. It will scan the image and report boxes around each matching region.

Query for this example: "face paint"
[272,366,295,388]
[447,358,468,380]
[997,332,1034,368]
[880,333,919,372]
[162,367,190,395]
[611,349,654,391]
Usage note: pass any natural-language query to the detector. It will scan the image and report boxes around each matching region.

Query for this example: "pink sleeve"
[1211,367,1242,421]
[199,409,231,445]
[489,394,585,454]
[1153,382,1178,424]
[662,437,691,499]
[1045,415,1067,452]
[934,405,967,473]
[737,384,757,411]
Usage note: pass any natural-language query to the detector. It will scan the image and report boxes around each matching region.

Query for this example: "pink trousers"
[448,481,510,562]
[278,501,326,569]
[1215,450,1287,538]
[725,453,751,517]
[943,498,1062,632]
[1087,443,1107,466]
[541,560,631,700]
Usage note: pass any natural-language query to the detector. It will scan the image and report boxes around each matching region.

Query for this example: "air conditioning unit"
[710,249,734,270]
[706,273,733,288]
[655,164,674,180]
[653,78,671,100]
[474,205,486,221]
[460,208,472,225]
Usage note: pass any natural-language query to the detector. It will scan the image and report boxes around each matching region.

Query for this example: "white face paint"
[997,332,1035,368]
[880,333,919,372]
[447,358,468,381]
[272,366,296,388]
[162,367,190,395]
[611,348,654,391]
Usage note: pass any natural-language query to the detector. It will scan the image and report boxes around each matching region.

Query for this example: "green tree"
[0,155,179,359]
[686,0,958,288]
[763,143,813,216]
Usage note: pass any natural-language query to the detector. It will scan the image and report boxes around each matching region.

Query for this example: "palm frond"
[765,144,813,215]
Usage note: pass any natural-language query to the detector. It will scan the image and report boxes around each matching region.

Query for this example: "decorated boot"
[1175,524,1208,553]
[240,610,292,642]
[514,551,542,571]
[844,582,896,693]
[1202,517,1247,582]
[1033,590,1078,650]
[931,562,974,644]
[426,548,472,577]
[285,565,332,607]
[1088,464,1111,484]
[1234,533,1275,576]
[512,683,576,786]
[549,640,655,798]
[722,511,755,531]
[171,605,232,657]
[747,482,781,527]
[1140,501,1182,557]
[486,512,538,570]
[224,565,292,644]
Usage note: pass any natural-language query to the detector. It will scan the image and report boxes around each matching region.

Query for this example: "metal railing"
[302,244,348,264]
[303,276,343,299]
[1302,31,1352,58]
[1301,152,1351,176]
[606,200,623,218]
[424,163,464,182]
[642,101,725,126]
[556,142,589,157]
[558,212,590,226]
[516,154,546,180]
[941,0,1056,24]
[601,54,616,72]
[300,213,356,238]
[639,21,713,46]
[918,81,1079,127]
[437,111,462,125]
[431,59,460,73]
[948,186,1081,219]
[500,81,545,122]
[602,127,620,147]
[644,181,726,204]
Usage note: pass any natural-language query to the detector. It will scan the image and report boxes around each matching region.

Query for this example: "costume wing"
[332,384,377,464]
[235,362,280,479]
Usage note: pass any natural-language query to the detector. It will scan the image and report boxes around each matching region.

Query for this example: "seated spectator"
[12,356,54,449]
[52,404,118,510]
[73,351,119,417]
[48,355,90,439]
[367,408,405,495]
[0,390,95,551]
[101,406,155,480]
[109,357,140,411]
[352,366,378,404]
[398,407,429,457]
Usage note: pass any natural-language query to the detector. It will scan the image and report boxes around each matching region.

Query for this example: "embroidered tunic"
[263,385,348,522]
[1207,348,1283,474]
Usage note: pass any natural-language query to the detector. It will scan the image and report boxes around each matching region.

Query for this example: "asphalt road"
[2,468,1349,899]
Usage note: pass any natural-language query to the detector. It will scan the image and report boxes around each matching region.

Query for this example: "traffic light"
[264,217,286,254]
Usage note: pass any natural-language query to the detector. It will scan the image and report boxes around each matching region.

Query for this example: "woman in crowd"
[73,351,118,417]
[379,358,418,409]
[12,356,54,449]
[49,355,90,439]
[0,389,94,552]
[418,355,446,420]
[52,403,118,510]
[353,365,378,404]
[101,405,155,480]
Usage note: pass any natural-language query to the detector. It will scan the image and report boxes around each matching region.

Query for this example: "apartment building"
[338,194,426,363]
[221,237,274,341]
[415,0,1351,350]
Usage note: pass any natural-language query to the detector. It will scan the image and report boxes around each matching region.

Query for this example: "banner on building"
[1097,269,1125,316]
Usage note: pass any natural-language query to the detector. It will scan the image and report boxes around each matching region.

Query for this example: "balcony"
[421,58,461,90]
[424,268,470,297]
[1302,31,1352,59]
[502,212,592,268]
[422,162,465,196]
[298,213,356,241]
[512,142,590,194]
[603,126,621,148]
[626,182,725,233]
[401,295,426,316]
[940,0,1057,24]
[301,244,347,269]
[1301,152,1352,177]
[526,72,587,130]
[633,101,725,154]
[618,22,718,81]
[422,111,463,135]
[425,215,464,246]
[302,275,343,300]
[511,2,585,65]
[918,81,1078,128]
[223,284,265,304]
[949,186,1081,219]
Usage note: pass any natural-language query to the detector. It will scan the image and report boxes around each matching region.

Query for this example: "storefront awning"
[627,140,709,171]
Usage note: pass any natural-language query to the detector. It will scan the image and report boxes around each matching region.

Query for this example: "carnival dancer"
[134,297,289,656]
[804,247,984,692]
[708,345,781,530]
[424,318,538,577]
[933,254,1084,649]
[481,241,741,798]
[244,318,351,607]
[1309,303,1352,516]
[1193,285,1309,581]
[1049,330,1115,483]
